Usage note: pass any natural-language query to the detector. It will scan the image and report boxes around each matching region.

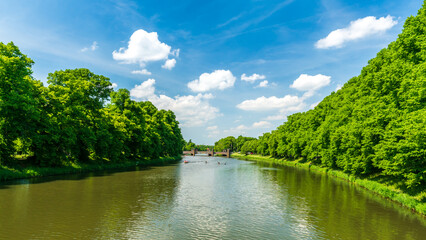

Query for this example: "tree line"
[182,139,213,151]
[0,42,184,167]
[214,135,256,152]
[216,3,426,192]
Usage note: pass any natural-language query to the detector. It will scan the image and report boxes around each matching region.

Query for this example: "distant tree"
[183,139,196,151]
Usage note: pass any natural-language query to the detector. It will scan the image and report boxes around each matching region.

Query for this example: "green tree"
[0,42,43,163]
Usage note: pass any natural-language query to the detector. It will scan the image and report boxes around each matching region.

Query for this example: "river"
[0,156,425,239]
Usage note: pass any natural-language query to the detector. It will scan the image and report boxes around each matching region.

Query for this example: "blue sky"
[0,0,423,144]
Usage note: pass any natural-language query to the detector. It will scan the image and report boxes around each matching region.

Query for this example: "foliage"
[182,139,213,151]
[183,139,196,151]
[0,42,42,164]
[214,136,236,152]
[218,3,426,192]
[0,42,184,167]
[195,144,214,151]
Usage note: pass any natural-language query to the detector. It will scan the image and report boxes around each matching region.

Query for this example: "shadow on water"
[0,160,182,240]
[0,162,181,190]
[254,161,426,230]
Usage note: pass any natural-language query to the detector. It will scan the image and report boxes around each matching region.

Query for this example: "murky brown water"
[0,156,425,239]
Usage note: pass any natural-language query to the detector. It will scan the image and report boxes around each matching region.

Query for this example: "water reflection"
[255,160,426,239]
[0,157,425,240]
[0,164,180,240]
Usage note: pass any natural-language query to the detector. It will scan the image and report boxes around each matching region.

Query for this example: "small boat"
[183,160,189,163]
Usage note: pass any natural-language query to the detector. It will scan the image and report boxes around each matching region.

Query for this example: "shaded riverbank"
[0,156,181,182]
[231,153,426,216]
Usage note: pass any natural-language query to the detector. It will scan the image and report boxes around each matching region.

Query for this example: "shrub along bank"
[0,156,181,182]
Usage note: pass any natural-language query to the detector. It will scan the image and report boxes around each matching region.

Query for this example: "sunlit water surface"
[0,156,425,239]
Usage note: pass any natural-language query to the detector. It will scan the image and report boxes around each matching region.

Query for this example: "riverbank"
[0,156,181,182]
[231,153,426,216]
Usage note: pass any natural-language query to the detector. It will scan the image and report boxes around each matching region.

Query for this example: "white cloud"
[188,70,236,92]
[112,29,175,68]
[223,125,248,136]
[315,15,397,49]
[237,95,304,111]
[258,80,269,88]
[131,69,152,75]
[162,58,176,70]
[237,74,328,116]
[252,121,272,128]
[130,78,156,99]
[130,79,220,126]
[290,74,331,92]
[152,94,219,126]
[241,73,266,83]
[335,84,343,91]
[235,125,248,130]
[221,121,272,136]
[207,126,218,131]
[81,41,98,52]
[111,83,118,89]
[91,41,98,51]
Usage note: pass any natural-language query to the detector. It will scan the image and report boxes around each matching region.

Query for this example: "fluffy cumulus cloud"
[130,79,219,126]
[237,74,329,122]
[315,15,397,49]
[241,73,266,83]
[113,29,178,72]
[290,74,331,92]
[188,70,236,92]
[236,95,304,111]
[111,82,118,89]
[113,29,171,65]
[131,69,152,75]
[162,58,176,70]
[130,78,156,99]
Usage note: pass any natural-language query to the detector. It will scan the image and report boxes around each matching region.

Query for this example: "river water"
[0,156,425,239]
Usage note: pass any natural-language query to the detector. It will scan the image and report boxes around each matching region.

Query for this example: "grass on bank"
[231,153,426,216]
[0,156,181,182]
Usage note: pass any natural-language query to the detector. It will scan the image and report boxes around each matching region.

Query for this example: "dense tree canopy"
[0,42,184,166]
[216,3,426,191]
